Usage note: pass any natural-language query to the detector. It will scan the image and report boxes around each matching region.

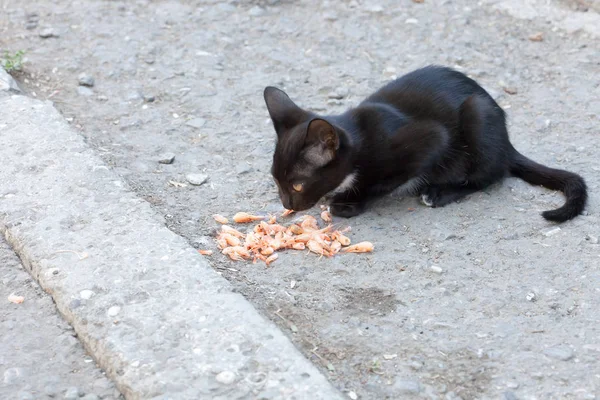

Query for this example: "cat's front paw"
[420,194,435,207]
[330,203,364,218]
[420,186,440,208]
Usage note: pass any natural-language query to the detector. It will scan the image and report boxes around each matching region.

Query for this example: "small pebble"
[39,28,58,38]
[63,386,81,400]
[215,370,236,384]
[394,380,421,393]
[77,86,94,97]
[186,117,206,129]
[107,306,121,317]
[544,345,574,361]
[80,290,95,300]
[503,392,519,400]
[502,232,519,240]
[78,73,95,87]
[347,391,358,400]
[26,12,39,21]
[248,6,265,16]
[585,234,598,244]
[541,227,561,237]
[69,299,81,309]
[186,173,208,186]
[430,265,443,274]
[235,165,251,175]
[566,145,577,152]
[44,384,58,397]
[366,4,384,12]
[3,367,24,384]
[526,292,536,302]
[534,117,552,131]
[409,360,423,370]
[328,87,349,99]
[158,153,176,164]
[143,94,155,103]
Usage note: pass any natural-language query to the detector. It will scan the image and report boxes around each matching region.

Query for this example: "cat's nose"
[281,193,292,210]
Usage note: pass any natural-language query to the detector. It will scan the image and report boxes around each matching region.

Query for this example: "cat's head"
[263,86,354,211]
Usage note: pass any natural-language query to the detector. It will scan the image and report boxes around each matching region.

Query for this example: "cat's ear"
[304,118,339,165]
[264,87,308,134]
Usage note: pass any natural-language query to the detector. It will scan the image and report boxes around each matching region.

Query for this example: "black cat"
[263,65,587,222]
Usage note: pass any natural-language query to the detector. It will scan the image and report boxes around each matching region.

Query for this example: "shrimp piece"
[221,233,241,247]
[280,233,297,248]
[330,240,342,255]
[341,241,374,253]
[312,235,332,255]
[270,236,283,250]
[313,232,332,245]
[244,232,260,249]
[265,253,278,266]
[213,214,229,224]
[198,250,213,256]
[260,247,275,256]
[315,225,333,234]
[292,242,306,250]
[253,253,267,264]
[222,246,251,260]
[281,209,294,217]
[268,215,277,224]
[301,215,319,231]
[307,240,331,257]
[287,224,304,235]
[233,212,265,223]
[320,211,332,223]
[8,294,24,304]
[332,231,351,246]
[294,233,312,243]
[216,236,229,250]
[255,221,273,235]
[267,224,287,234]
[221,225,245,238]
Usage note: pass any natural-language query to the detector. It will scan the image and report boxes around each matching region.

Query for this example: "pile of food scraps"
[199,210,373,266]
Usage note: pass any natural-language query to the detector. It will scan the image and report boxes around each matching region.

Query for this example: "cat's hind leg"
[420,184,480,208]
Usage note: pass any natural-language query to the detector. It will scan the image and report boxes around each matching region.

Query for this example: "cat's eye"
[292,183,304,192]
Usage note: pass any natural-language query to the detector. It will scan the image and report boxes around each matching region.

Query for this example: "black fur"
[263,65,587,222]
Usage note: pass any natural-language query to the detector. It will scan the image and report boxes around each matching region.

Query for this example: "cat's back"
[363,65,488,112]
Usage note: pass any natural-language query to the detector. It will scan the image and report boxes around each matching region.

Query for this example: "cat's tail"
[509,149,587,222]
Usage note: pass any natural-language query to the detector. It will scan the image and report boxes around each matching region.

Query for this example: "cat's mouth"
[280,197,319,212]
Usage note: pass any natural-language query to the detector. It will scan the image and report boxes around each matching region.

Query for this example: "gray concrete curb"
[0,87,344,399]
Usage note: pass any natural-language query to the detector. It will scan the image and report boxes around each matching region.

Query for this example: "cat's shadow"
[359,182,507,219]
